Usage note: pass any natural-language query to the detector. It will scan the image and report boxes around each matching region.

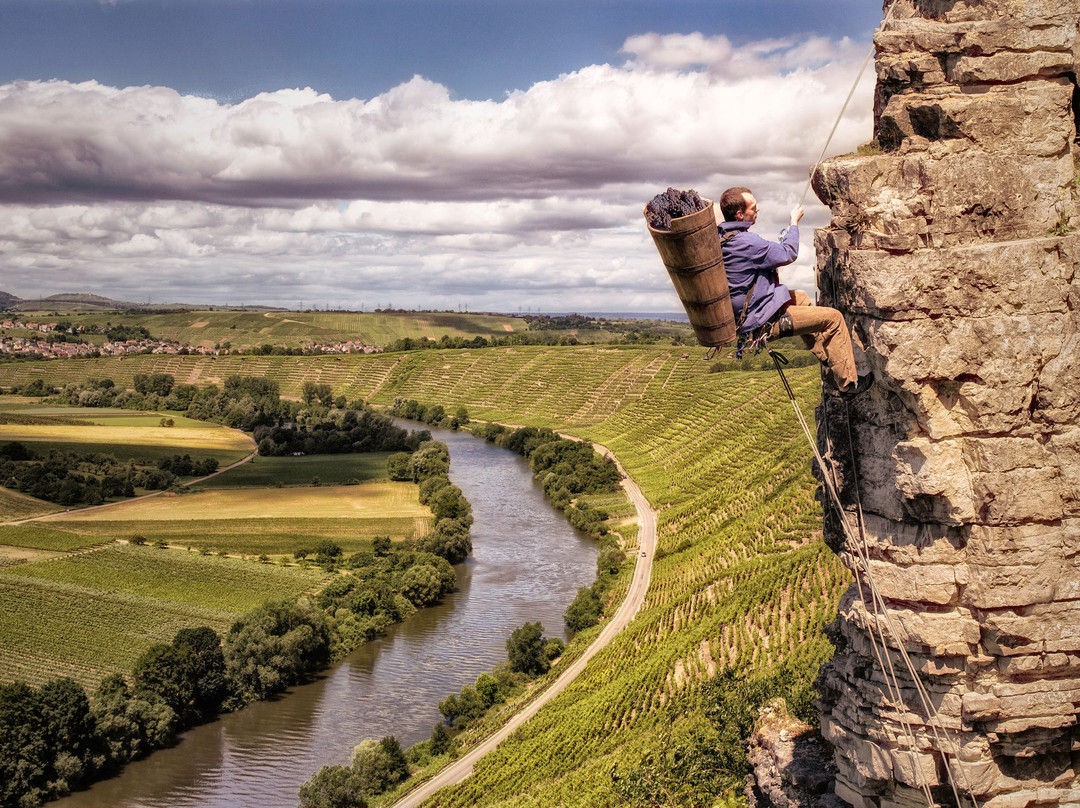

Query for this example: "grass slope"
[0,544,327,689]
[0,348,845,806]
[14,309,529,350]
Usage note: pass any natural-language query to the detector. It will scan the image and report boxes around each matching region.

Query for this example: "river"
[54,422,598,808]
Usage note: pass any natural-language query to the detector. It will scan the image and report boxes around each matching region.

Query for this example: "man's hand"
[790,205,804,226]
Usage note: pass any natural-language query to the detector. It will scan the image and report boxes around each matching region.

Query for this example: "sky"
[0,0,887,314]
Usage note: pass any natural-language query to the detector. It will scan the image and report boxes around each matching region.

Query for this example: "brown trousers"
[769,290,857,389]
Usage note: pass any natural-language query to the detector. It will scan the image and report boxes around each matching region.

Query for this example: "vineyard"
[190,452,393,489]
[0,345,711,426]
[0,487,58,522]
[0,345,844,806]
[13,309,530,350]
[373,363,849,808]
[0,543,327,689]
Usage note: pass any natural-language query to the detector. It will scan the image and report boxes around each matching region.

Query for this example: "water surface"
[55,423,597,808]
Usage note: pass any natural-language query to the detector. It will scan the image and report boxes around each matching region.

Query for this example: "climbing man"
[718,186,872,396]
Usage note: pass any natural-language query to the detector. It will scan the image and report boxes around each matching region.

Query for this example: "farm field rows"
[13,309,530,350]
[0,544,328,689]
[0,399,430,692]
[374,359,846,807]
[0,347,841,807]
[0,345,712,425]
[0,402,255,465]
[190,452,392,488]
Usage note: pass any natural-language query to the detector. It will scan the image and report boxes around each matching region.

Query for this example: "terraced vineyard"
[0,345,710,425]
[15,309,529,350]
[0,543,328,689]
[0,346,844,806]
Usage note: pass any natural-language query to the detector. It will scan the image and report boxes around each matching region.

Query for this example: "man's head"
[719,187,758,224]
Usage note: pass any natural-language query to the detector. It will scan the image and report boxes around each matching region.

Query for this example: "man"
[718,186,871,396]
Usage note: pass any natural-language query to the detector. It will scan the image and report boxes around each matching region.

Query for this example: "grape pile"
[644,187,707,231]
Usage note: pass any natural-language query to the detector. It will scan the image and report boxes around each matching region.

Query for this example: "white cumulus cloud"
[0,31,875,311]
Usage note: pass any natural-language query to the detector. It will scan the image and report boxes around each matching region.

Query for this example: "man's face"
[736,193,759,224]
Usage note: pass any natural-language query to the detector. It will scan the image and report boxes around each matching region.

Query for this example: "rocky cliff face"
[811,2,1080,807]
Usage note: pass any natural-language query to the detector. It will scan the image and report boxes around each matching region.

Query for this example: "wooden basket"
[645,200,736,347]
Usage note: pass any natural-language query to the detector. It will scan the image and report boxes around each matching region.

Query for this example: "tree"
[132,644,192,728]
[223,599,332,703]
[565,586,603,632]
[38,677,96,794]
[386,453,411,481]
[172,626,227,722]
[299,765,367,808]
[474,673,502,708]
[418,518,471,564]
[0,681,48,808]
[399,565,444,606]
[90,674,174,768]
[351,736,409,795]
[506,622,549,676]
[429,722,452,756]
[408,442,449,482]
[371,535,391,556]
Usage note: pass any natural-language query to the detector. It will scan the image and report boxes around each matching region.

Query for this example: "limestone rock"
[811,2,1080,807]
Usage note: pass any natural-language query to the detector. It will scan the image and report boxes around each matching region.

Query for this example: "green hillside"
[14,309,531,350]
[0,347,844,806]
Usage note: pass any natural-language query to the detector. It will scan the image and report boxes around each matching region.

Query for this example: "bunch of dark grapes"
[645,188,707,231]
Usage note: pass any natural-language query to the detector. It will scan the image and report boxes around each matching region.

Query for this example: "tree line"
[298,621,565,808]
[474,422,621,537]
[0,442,179,506]
[0,600,331,808]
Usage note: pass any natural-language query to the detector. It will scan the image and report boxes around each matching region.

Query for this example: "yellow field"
[44,482,430,523]
[0,423,254,453]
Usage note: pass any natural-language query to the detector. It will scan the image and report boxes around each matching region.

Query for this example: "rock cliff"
[811,2,1080,807]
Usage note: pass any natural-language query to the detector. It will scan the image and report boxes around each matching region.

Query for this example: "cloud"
[0,32,874,311]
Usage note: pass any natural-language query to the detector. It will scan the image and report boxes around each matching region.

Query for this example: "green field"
[0,544,328,689]
[0,403,255,466]
[0,346,843,807]
[0,487,60,522]
[0,400,429,693]
[12,309,531,350]
[191,452,392,489]
[0,523,112,552]
[27,482,430,557]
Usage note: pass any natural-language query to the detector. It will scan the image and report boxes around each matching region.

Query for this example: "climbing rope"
[797,0,902,211]
[768,351,980,808]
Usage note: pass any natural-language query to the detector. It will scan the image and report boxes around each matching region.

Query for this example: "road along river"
[53,423,601,808]
[391,441,656,808]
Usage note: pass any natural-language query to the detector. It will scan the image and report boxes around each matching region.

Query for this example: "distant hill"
[0,291,140,312]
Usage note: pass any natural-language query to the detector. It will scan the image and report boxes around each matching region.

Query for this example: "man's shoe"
[838,371,874,398]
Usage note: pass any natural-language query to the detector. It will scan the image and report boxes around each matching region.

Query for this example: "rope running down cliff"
[768,350,979,808]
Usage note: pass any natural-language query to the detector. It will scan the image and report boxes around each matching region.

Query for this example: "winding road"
[391,443,656,808]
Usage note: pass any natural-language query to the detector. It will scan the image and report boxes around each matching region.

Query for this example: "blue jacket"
[718,220,798,334]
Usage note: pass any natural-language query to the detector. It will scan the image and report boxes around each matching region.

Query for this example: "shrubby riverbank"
[0,382,480,808]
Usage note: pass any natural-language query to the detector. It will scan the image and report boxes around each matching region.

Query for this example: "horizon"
[0,0,884,313]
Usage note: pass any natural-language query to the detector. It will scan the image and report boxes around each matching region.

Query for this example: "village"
[0,319,381,359]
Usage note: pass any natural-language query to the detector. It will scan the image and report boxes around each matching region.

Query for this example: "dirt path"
[391,443,656,808]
